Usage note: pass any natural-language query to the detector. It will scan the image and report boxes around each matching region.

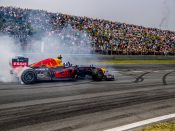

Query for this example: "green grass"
[99,60,175,64]
[137,122,175,131]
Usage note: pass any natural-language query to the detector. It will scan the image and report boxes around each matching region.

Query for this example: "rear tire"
[92,68,104,81]
[21,69,36,84]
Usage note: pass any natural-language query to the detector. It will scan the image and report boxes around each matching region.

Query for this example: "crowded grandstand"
[0,6,175,55]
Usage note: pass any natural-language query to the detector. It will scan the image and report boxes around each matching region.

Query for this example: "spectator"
[0,6,175,55]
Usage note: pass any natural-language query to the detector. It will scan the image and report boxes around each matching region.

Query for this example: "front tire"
[21,69,36,84]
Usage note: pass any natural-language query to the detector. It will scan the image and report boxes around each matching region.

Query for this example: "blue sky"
[0,0,175,31]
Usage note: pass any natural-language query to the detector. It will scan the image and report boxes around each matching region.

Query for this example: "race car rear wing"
[11,56,29,68]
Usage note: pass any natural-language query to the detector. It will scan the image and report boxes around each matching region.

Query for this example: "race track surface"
[0,65,175,131]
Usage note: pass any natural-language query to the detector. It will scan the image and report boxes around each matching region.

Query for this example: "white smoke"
[0,24,96,83]
[24,25,94,65]
[0,35,21,82]
[0,7,98,83]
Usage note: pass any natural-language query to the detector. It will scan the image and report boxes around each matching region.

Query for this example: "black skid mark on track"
[134,72,150,83]
[163,71,175,85]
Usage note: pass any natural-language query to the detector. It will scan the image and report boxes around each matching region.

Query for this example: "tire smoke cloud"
[25,24,93,64]
[0,24,95,83]
[0,35,21,82]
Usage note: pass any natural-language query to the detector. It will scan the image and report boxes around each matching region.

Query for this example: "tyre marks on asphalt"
[1,70,175,89]
[0,70,175,130]
[123,70,175,86]
[1,88,175,130]
[163,71,175,85]
[134,72,150,83]
[12,99,175,131]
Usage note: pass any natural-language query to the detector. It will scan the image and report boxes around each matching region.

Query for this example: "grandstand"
[0,6,175,55]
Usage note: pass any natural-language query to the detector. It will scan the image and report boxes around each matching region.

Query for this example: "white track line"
[104,113,175,131]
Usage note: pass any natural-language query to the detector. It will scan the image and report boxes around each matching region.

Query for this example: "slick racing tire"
[92,68,104,81]
[21,69,36,84]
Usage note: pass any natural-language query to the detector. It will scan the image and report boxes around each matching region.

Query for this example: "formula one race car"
[10,56,115,84]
